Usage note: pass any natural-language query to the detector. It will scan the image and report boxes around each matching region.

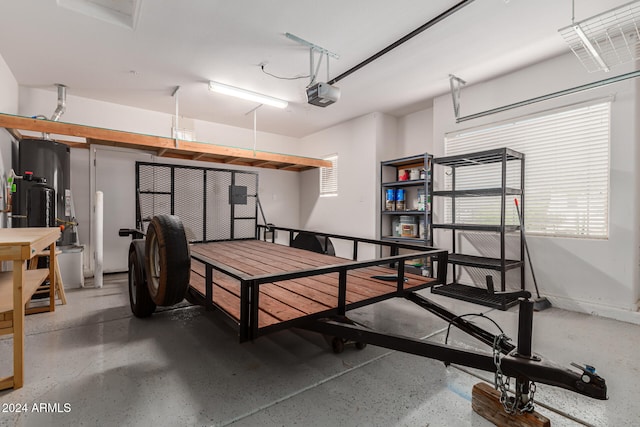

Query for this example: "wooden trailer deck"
[188,240,436,332]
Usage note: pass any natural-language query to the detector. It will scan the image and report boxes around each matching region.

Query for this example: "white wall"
[296,109,438,260]
[19,88,302,273]
[430,52,639,321]
[375,113,399,235]
[397,107,435,157]
[299,113,376,235]
[0,53,18,228]
[299,113,388,259]
[69,147,90,254]
[0,54,18,115]
[18,87,301,155]
[635,77,640,307]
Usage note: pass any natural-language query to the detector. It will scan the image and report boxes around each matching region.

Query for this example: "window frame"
[443,99,611,239]
[319,154,338,197]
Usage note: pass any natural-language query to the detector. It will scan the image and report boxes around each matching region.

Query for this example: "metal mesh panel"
[136,162,257,242]
[233,171,258,239]
[174,168,204,242]
[206,170,232,241]
[138,164,172,233]
[139,164,171,192]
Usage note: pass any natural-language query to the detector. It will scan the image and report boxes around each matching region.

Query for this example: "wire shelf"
[559,1,640,73]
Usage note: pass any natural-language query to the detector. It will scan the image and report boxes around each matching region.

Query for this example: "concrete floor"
[0,273,638,427]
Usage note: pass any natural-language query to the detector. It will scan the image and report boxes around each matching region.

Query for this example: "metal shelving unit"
[430,147,525,310]
[380,153,433,276]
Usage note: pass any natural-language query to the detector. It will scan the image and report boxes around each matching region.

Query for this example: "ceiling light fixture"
[208,81,288,109]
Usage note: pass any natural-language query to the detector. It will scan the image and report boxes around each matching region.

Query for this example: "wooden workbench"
[0,227,60,390]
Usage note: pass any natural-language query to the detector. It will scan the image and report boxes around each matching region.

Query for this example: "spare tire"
[144,215,191,306]
[129,239,156,318]
[291,232,335,256]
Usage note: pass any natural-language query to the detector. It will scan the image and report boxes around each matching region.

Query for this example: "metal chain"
[493,334,516,414]
[492,334,537,414]
[520,381,537,413]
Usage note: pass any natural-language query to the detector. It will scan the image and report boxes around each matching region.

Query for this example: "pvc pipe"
[94,191,103,288]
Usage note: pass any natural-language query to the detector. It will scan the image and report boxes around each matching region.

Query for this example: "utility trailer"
[122,161,607,424]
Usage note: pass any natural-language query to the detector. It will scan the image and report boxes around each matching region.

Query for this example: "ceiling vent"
[57,0,142,30]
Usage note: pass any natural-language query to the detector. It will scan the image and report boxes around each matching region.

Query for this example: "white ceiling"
[0,0,632,138]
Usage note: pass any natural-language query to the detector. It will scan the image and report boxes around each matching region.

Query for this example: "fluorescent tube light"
[208,81,288,109]
[573,24,610,72]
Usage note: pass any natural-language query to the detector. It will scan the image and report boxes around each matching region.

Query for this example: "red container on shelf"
[398,169,410,181]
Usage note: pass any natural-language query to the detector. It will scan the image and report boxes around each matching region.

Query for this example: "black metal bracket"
[404,292,515,354]
[118,228,145,240]
[315,315,370,353]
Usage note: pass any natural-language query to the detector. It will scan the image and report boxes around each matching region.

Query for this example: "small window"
[320,155,338,197]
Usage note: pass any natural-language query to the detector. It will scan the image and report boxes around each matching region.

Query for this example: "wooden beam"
[6,129,89,149]
[157,148,169,156]
[471,382,550,427]
[161,152,225,166]
[52,139,89,149]
[254,163,278,170]
[279,164,303,171]
[224,157,246,165]
[178,140,331,168]
[0,113,332,171]
[0,115,171,149]
[250,160,274,168]
[192,153,207,160]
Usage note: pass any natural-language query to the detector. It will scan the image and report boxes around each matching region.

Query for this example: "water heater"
[12,139,72,246]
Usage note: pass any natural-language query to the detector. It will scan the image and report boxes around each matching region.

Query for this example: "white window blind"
[320,155,338,197]
[444,101,610,238]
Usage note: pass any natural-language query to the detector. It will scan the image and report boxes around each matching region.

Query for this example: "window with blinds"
[444,101,610,238]
[320,154,338,197]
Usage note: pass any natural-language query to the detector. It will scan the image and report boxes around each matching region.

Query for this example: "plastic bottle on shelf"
[385,188,396,211]
[396,189,406,211]
[392,216,400,237]
[417,188,425,211]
